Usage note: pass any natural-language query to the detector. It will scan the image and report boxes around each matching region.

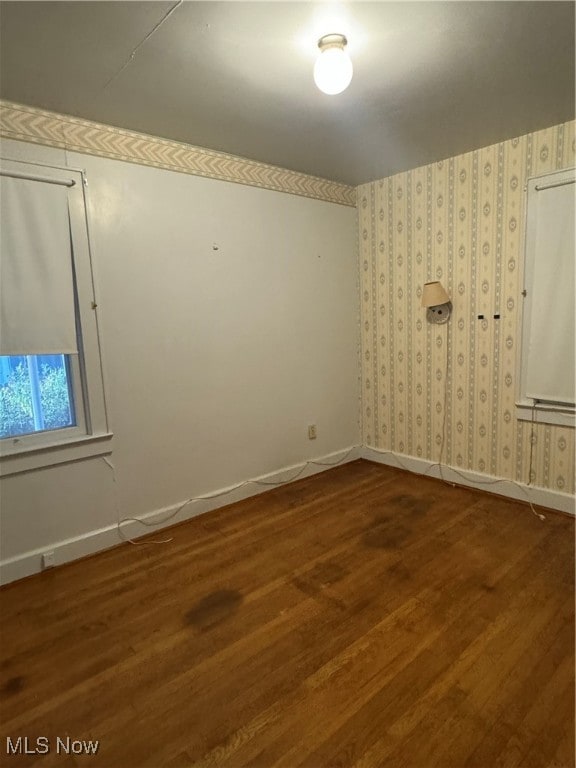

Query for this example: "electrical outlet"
[308,424,317,440]
[42,551,55,569]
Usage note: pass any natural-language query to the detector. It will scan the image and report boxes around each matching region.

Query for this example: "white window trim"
[0,433,113,477]
[516,166,576,428]
[515,401,575,428]
[0,157,112,476]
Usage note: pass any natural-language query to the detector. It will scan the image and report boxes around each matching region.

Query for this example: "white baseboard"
[2,444,573,585]
[362,446,575,516]
[0,446,362,586]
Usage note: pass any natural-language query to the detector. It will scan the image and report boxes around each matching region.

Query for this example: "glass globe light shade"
[314,46,353,95]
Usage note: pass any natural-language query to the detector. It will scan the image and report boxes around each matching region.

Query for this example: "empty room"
[0,2,574,766]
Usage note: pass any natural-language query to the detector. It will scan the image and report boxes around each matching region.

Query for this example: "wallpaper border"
[0,101,356,208]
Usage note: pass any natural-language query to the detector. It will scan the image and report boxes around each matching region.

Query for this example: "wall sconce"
[422,281,452,324]
[314,34,353,95]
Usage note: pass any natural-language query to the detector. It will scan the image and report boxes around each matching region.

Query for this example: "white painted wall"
[0,139,360,581]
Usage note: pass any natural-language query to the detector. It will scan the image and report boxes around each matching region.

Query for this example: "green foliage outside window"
[0,362,73,438]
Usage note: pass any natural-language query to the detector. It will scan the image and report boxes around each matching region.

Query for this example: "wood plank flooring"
[1,459,574,767]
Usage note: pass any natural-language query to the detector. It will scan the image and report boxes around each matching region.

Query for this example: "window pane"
[0,354,76,438]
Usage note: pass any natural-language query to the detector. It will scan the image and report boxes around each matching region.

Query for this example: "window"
[0,159,111,475]
[0,354,75,438]
[517,167,575,427]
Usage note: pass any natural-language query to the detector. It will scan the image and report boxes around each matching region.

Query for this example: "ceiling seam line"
[102,0,183,92]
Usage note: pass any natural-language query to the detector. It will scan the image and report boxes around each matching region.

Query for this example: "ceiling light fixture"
[314,33,353,95]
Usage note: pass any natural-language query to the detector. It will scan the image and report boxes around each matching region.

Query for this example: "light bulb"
[313,35,353,95]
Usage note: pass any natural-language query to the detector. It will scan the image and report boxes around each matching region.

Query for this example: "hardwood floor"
[1,459,574,767]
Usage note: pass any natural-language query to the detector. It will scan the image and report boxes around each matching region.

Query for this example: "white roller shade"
[524,174,575,405]
[0,173,78,355]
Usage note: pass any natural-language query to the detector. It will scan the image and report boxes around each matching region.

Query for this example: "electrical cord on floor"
[437,320,452,488]
[368,318,546,521]
[103,335,546,551]
[527,401,537,488]
[103,447,359,546]
[368,445,546,522]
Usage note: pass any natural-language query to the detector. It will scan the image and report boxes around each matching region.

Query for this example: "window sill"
[0,432,113,477]
[516,402,575,428]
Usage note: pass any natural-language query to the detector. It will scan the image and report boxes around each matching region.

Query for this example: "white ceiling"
[1,1,574,185]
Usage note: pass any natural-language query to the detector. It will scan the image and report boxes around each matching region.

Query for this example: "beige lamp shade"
[421,281,450,308]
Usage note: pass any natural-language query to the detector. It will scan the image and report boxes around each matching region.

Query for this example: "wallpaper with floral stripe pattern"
[358,120,575,495]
